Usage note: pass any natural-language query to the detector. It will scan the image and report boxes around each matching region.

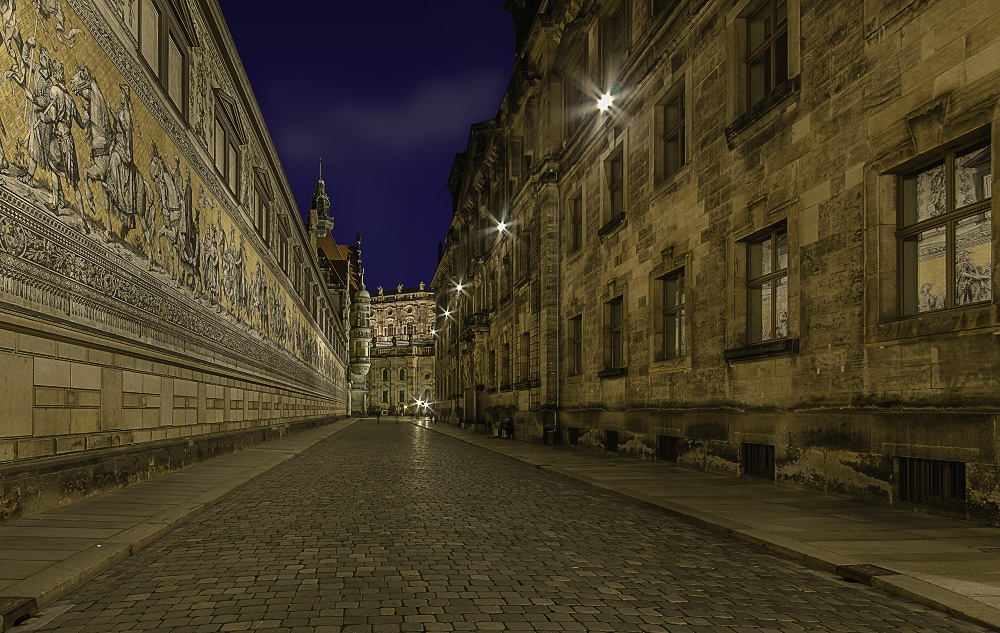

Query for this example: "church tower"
[308,160,335,250]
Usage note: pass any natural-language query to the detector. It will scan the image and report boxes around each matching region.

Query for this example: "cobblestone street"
[24,420,990,633]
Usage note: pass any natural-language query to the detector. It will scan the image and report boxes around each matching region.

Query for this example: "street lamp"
[597,92,614,111]
[497,221,507,232]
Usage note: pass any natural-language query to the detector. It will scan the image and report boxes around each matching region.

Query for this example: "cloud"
[323,70,508,154]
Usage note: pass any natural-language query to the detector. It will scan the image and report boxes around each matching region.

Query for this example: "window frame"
[601,2,628,89]
[745,0,789,109]
[569,192,584,254]
[213,90,244,198]
[568,314,583,376]
[656,268,686,360]
[135,0,191,117]
[519,331,530,384]
[746,226,789,343]
[656,87,685,183]
[895,138,992,316]
[602,296,626,374]
[599,145,627,234]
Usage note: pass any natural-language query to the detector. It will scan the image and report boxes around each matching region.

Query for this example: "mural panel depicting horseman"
[0,0,313,365]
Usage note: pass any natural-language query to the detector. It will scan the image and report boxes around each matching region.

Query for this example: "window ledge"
[725,75,800,149]
[597,213,627,238]
[598,367,627,379]
[873,304,994,343]
[500,384,512,392]
[487,387,498,394]
[724,338,799,363]
[515,275,530,289]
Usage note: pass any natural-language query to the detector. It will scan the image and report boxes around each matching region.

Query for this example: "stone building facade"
[434,0,1000,525]
[368,284,435,415]
[0,0,348,519]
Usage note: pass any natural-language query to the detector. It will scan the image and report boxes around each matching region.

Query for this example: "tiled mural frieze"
[0,0,342,397]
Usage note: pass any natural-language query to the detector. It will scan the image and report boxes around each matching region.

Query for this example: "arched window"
[399,368,406,381]
[382,369,389,381]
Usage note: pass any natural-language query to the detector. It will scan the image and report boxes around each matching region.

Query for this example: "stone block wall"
[436,0,1000,525]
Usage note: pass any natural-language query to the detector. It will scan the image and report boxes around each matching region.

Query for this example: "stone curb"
[0,418,358,630]
[420,422,1000,632]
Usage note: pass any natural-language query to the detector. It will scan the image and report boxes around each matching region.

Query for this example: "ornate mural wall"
[0,0,345,468]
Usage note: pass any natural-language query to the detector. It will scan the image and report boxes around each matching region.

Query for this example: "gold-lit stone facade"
[0,0,347,516]
[435,0,1000,524]
[368,283,435,415]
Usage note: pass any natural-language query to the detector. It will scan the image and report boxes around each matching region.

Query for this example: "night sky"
[217,1,514,293]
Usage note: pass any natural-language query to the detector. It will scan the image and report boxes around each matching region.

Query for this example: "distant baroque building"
[0,0,352,520]
[435,0,1000,525]
[368,283,435,414]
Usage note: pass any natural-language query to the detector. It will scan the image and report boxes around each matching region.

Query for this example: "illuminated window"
[747,227,788,343]
[898,139,992,315]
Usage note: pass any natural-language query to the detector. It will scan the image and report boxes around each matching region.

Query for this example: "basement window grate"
[605,430,619,452]
[897,457,966,511]
[658,435,679,462]
[741,443,775,479]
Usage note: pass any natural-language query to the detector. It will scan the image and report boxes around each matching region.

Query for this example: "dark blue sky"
[217,1,513,292]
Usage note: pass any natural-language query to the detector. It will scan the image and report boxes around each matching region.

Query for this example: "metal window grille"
[741,443,775,479]
[897,457,966,511]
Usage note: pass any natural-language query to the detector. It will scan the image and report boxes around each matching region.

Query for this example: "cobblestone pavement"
[26,420,990,632]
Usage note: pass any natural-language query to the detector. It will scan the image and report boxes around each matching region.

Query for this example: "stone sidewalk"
[419,421,1000,631]
[0,418,357,629]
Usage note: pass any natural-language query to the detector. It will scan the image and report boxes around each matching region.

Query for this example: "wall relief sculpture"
[0,0,341,393]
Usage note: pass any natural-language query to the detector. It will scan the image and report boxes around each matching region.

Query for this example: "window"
[602,148,625,229]
[489,348,497,387]
[518,230,530,280]
[519,332,530,382]
[658,89,685,181]
[399,368,406,381]
[501,340,511,388]
[747,227,788,343]
[253,170,274,246]
[602,3,626,86]
[382,391,388,403]
[399,390,405,403]
[659,270,685,358]
[565,44,590,138]
[570,193,583,253]
[604,296,625,371]
[501,251,513,300]
[382,369,389,381]
[898,140,992,315]
[746,0,788,108]
[569,315,583,375]
[135,0,189,113]
[213,91,242,196]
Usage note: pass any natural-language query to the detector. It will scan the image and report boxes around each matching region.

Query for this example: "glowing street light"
[443,310,451,318]
[497,221,507,232]
[597,92,614,111]
[456,283,463,292]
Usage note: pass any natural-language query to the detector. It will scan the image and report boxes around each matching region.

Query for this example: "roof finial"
[319,158,323,181]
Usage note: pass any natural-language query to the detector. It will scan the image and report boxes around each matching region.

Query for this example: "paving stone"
[23,421,993,632]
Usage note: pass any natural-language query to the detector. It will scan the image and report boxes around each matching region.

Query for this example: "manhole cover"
[0,597,37,628]
[837,564,900,585]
